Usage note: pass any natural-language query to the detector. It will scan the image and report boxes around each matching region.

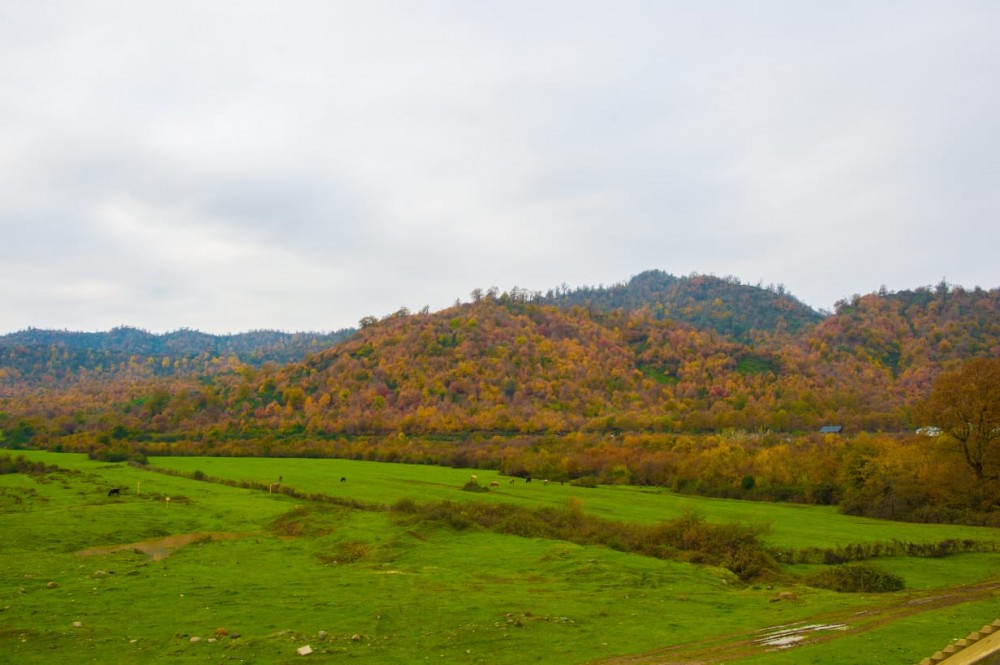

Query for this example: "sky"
[1,1,998,335]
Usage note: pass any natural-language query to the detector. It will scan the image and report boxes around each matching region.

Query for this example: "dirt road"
[591,580,1000,664]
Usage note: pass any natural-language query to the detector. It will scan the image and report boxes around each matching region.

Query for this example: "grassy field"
[1,451,999,664]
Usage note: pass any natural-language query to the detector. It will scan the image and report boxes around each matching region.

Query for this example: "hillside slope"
[1,280,996,450]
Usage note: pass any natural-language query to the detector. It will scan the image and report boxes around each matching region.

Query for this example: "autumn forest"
[2,270,999,525]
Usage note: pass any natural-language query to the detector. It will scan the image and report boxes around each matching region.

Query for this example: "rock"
[229,633,242,639]
[190,636,201,643]
[72,621,82,628]
[215,627,228,637]
[317,630,328,639]
[46,582,58,589]
[297,645,313,655]
[351,634,362,642]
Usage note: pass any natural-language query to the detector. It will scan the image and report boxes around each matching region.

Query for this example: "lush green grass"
[145,454,1000,550]
[2,451,1000,663]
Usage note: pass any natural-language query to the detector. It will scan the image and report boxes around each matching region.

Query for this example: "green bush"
[317,541,370,565]
[392,497,418,513]
[806,563,904,593]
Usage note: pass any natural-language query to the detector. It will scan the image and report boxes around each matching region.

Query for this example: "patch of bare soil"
[77,532,245,561]
[589,580,1000,664]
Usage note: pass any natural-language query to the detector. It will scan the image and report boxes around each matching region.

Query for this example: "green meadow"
[2,451,1000,664]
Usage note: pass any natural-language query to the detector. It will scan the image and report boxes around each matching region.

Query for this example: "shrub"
[317,541,370,565]
[392,497,418,513]
[806,563,904,593]
[569,476,599,488]
[461,480,488,493]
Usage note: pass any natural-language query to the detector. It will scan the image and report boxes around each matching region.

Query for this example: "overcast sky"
[1,1,997,334]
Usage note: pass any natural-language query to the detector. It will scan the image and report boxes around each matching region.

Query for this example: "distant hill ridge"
[0,326,354,387]
[0,326,353,358]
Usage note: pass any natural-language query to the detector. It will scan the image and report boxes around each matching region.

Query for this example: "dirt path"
[590,580,1000,664]
[78,531,247,560]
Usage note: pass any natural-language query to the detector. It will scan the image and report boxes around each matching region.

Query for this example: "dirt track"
[589,580,1000,664]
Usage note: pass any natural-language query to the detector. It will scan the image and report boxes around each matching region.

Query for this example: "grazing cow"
[489,481,500,489]
[470,474,478,483]
[543,479,549,486]
[340,477,347,482]
[509,478,515,485]
[525,477,532,484]
[107,488,121,497]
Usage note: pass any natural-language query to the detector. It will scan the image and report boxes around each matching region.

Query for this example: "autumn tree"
[919,357,1000,481]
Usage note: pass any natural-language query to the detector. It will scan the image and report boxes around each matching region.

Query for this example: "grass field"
[2,451,1000,663]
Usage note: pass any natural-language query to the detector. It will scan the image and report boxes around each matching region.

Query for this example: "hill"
[0,277,995,448]
[540,270,824,339]
[0,326,355,389]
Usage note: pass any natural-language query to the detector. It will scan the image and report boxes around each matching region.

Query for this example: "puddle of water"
[756,623,848,650]
[78,532,244,561]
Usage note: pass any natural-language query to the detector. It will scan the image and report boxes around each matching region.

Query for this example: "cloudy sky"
[1,1,997,334]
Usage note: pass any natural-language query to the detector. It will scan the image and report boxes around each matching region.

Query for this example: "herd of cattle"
[471,474,551,489]
[106,472,554,497]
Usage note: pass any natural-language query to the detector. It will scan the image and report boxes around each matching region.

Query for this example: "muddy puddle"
[78,532,245,561]
[755,622,848,649]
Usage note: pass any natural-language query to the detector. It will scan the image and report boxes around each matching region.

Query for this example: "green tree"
[919,357,1000,481]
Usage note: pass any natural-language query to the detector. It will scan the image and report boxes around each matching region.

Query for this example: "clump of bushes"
[461,480,489,493]
[317,541,371,565]
[650,510,776,580]
[394,500,776,581]
[268,505,340,537]
[87,447,147,464]
[806,562,904,593]
[0,453,56,475]
[392,497,418,513]
[772,538,995,565]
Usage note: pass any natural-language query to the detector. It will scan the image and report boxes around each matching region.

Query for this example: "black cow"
[340,477,347,482]
[107,488,121,497]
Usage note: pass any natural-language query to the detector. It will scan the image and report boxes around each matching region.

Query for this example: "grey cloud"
[1,1,998,332]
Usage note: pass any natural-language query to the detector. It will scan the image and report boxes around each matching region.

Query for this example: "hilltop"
[539,270,824,338]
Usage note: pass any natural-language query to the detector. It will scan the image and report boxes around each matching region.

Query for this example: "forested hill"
[0,326,355,386]
[0,279,996,451]
[540,270,824,339]
[243,283,996,435]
